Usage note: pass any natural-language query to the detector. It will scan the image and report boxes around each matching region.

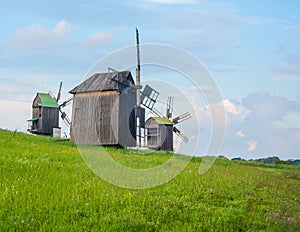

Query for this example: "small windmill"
[142,84,191,151]
[27,81,72,136]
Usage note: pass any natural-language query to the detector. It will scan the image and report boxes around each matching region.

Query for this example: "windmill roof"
[69,71,135,94]
[27,118,39,121]
[151,117,174,125]
[37,93,59,108]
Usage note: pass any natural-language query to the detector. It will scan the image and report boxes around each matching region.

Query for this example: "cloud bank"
[7,21,73,53]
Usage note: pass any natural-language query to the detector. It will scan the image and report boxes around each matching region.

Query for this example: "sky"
[0,0,300,160]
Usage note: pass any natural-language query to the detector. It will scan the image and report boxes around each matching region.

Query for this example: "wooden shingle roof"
[69,71,135,94]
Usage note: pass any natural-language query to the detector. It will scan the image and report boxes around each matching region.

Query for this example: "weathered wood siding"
[118,88,136,147]
[32,107,41,131]
[146,119,159,149]
[160,125,173,151]
[71,91,119,145]
[32,96,41,108]
[41,107,59,135]
[32,96,41,132]
[31,96,59,135]
[145,118,173,151]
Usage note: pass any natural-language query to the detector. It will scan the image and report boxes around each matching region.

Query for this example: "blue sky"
[1,0,300,160]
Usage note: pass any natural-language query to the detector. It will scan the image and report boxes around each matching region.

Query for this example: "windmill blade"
[166,96,174,119]
[56,81,63,101]
[59,97,73,108]
[59,109,71,127]
[173,126,189,143]
[149,107,164,118]
[140,84,159,110]
[172,112,191,124]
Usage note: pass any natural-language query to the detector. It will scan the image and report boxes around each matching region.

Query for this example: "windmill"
[141,85,191,151]
[27,81,72,136]
[133,29,191,150]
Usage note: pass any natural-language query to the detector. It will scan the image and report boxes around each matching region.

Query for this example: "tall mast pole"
[136,28,142,147]
[136,28,141,108]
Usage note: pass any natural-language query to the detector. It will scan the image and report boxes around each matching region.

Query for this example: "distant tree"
[288,159,300,165]
[218,155,229,160]
[255,156,280,164]
[231,157,246,161]
[274,160,289,165]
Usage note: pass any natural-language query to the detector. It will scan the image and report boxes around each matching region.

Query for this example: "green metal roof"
[37,93,59,108]
[27,118,39,121]
[152,117,173,125]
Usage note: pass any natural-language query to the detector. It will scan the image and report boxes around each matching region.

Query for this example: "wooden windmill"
[69,29,145,147]
[142,85,191,151]
[133,29,191,151]
[27,82,71,136]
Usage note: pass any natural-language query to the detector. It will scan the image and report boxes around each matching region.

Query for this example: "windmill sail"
[56,81,63,101]
[166,96,174,119]
[172,112,191,124]
[140,84,159,110]
[173,126,189,143]
[59,97,72,127]
[59,97,73,108]
[60,109,71,127]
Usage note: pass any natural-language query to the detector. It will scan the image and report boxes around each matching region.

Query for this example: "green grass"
[0,129,299,231]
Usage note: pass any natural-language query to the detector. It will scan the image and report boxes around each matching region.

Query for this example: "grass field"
[0,129,299,231]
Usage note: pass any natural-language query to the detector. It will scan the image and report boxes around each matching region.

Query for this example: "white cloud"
[81,28,119,48]
[246,140,257,152]
[223,99,243,116]
[236,130,245,138]
[273,112,300,129]
[194,99,242,120]
[7,21,73,53]
[219,92,300,159]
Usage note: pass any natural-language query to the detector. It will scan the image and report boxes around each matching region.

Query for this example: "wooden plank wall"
[159,125,173,151]
[145,118,160,149]
[146,118,173,151]
[71,91,119,145]
[96,91,119,145]
[41,107,59,135]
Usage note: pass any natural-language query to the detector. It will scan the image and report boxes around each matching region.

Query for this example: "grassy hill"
[0,129,299,231]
